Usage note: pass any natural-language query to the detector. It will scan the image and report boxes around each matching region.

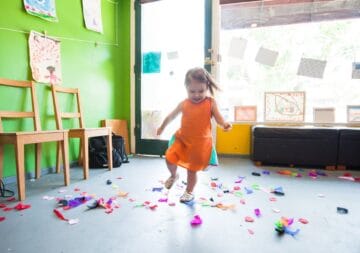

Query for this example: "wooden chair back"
[0,78,41,132]
[51,84,85,129]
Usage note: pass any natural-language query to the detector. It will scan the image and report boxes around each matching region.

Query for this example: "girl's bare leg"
[166,159,177,178]
[186,170,197,193]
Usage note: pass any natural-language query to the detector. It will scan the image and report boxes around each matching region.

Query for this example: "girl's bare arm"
[211,98,232,131]
[156,102,183,135]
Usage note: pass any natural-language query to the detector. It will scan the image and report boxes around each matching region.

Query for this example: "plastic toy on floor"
[275,217,300,236]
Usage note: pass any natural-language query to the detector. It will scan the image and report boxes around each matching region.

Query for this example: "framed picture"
[234,106,257,121]
[264,91,305,122]
[313,107,335,123]
[347,105,360,122]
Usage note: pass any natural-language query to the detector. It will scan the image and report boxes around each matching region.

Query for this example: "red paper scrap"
[245,216,254,222]
[0,203,7,208]
[14,203,31,211]
[0,216,5,222]
[149,204,158,210]
[298,218,309,224]
[6,197,16,202]
[53,209,68,221]
[247,229,254,235]
[74,188,80,192]
[3,207,13,212]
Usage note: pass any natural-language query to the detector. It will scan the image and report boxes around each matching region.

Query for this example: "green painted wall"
[0,0,131,177]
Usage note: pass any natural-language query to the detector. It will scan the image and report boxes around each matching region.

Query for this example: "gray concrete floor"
[1,156,360,253]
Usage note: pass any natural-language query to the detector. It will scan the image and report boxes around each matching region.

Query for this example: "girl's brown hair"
[184,67,220,95]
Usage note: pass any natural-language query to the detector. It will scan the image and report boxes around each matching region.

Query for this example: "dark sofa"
[337,128,360,169]
[251,125,339,169]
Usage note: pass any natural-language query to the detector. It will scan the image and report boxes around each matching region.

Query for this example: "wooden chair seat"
[51,85,113,180]
[0,78,70,201]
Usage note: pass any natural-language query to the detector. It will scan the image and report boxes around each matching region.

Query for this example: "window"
[219,1,360,124]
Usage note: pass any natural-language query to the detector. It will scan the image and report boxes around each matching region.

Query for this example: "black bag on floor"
[112,134,129,164]
[89,134,128,168]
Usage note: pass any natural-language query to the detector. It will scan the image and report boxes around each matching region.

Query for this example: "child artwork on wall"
[234,106,257,121]
[23,0,58,22]
[264,91,305,122]
[82,0,103,33]
[347,105,360,123]
[29,31,62,84]
[313,107,335,123]
[352,62,360,79]
[142,52,161,74]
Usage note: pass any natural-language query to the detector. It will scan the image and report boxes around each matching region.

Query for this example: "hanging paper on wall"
[167,51,179,60]
[82,0,103,33]
[234,106,257,121]
[228,37,247,59]
[23,0,58,22]
[347,105,360,123]
[264,91,305,122]
[255,47,279,67]
[297,58,327,78]
[141,110,162,139]
[313,107,335,123]
[142,52,161,74]
[352,62,360,79]
[29,31,62,84]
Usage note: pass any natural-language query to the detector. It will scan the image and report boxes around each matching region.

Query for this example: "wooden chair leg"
[107,132,113,170]
[56,142,62,173]
[325,165,336,170]
[78,139,83,166]
[35,143,42,179]
[82,137,89,180]
[0,145,3,180]
[337,165,346,170]
[15,140,26,201]
[61,134,70,186]
[254,161,262,167]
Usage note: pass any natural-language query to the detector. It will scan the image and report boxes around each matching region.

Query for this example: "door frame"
[133,0,214,155]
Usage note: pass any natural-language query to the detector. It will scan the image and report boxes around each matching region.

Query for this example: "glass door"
[135,0,212,155]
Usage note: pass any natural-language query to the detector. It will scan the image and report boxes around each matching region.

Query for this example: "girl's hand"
[156,127,164,136]
[223,122,232,131]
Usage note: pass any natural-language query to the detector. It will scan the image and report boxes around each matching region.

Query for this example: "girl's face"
[186,80,208,103]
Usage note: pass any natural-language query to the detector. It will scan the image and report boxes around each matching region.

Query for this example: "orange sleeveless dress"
[165,97,213,172]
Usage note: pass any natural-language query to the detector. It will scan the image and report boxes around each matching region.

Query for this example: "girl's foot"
[164,173,179,189]
[180,191,194,203]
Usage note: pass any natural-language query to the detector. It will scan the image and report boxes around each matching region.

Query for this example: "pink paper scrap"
[190,215,202,226]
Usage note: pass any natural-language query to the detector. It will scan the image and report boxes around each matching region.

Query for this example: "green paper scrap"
[252,184,260,190]
[142,52,161,74]
[234,191,243,197]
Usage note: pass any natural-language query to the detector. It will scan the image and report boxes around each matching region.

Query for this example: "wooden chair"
[51,84,112,179]
[0,78,70,201]
[101,119,130,154]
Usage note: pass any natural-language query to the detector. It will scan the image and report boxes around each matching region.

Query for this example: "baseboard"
[2,161,79,185]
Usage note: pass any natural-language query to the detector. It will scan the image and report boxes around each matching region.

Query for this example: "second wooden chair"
[51,84,113,179]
